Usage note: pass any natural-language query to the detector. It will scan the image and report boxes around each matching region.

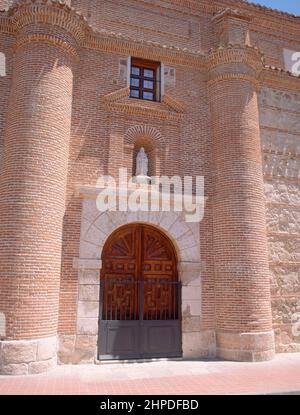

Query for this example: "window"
[130,58,160,102]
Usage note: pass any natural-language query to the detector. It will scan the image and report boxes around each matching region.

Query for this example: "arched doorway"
[98,223,182,360]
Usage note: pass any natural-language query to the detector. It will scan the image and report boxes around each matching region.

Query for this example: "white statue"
[136,147,149,177]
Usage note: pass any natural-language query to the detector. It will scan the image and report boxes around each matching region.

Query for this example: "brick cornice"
[135,0,299,20]
[1,1,300,45]
[1,0,300,85]
[134,1,300,43]
[83,30,204,68]
[207,73,260,90]
[260,66,300,93]
[206,45,264,74]
[12,33,80,61]
[8,0,87,44]
[212,7,252,24]
[1,0,206,68]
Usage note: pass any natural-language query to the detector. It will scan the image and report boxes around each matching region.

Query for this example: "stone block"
[0,363,28,376]
[74,258,102,271]
[0,312,5,338]
[263,153,299,180]
[182,316,201,333]
[169,218,190,239]
[261,129,300,157]
[78,301,99,318]
[266,207,300,234]
[259,87,300,113]
[79,270,100,285]
[260,107,300,134]
[73,335,97,364]
[28,357,57,375]
[180,273,201,286]
[79,285,100,301]
[270,264,300,295]
[58,335,76,364]
[181,246,200,262]
[182,285,201,301]
[268,236,300,262]
[159,212,179,231]
[182,299,201,317]
[82,199,99,224]
[1,340,37,365]
[80,218,92,240]
[37,337,57,361]
[77,318,98,335]
[216,331,275,361]
[79,241,101,260]
[93,213,115,235]
[83,225,107,246]
[182,331,216,359]
[264,181,300,205]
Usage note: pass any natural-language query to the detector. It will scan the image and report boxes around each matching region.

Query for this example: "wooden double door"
[98,224,182,360]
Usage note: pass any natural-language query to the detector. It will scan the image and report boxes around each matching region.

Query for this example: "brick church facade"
[0,0,299,375]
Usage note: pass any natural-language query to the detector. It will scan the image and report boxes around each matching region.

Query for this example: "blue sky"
[248,1,300,15]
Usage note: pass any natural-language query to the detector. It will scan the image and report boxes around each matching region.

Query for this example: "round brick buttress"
[207,46,275,362]
[0,15,76,374]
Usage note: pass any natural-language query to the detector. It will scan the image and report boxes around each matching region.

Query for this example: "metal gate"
[98,276,182,360]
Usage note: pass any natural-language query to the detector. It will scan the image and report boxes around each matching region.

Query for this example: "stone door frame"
[58,186,216,364]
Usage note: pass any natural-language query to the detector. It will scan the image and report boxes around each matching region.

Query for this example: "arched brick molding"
[125,125,163,144]
[124,125,163,178]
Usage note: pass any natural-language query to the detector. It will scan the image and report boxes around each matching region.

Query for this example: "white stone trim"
[67,189,211,362]
[73,258,102,270]
[127,56,131,87]
[161,62,165,96]
[0,52,6,77]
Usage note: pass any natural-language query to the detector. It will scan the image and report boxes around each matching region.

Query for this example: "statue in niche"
[136,147,149,177]
[135,147,151,184]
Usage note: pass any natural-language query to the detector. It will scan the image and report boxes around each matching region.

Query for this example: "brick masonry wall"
[259,87,300,353]
[0,33,12,168]
[0,0,299,371]
[59,48,215,339]
[71,0,215,52]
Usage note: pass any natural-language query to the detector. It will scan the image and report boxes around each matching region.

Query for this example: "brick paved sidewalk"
[0,353,300,395]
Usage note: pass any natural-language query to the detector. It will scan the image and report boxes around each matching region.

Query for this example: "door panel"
[99,224,182,359]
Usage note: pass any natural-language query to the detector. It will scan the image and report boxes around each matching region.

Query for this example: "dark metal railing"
[100,277,181,322]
